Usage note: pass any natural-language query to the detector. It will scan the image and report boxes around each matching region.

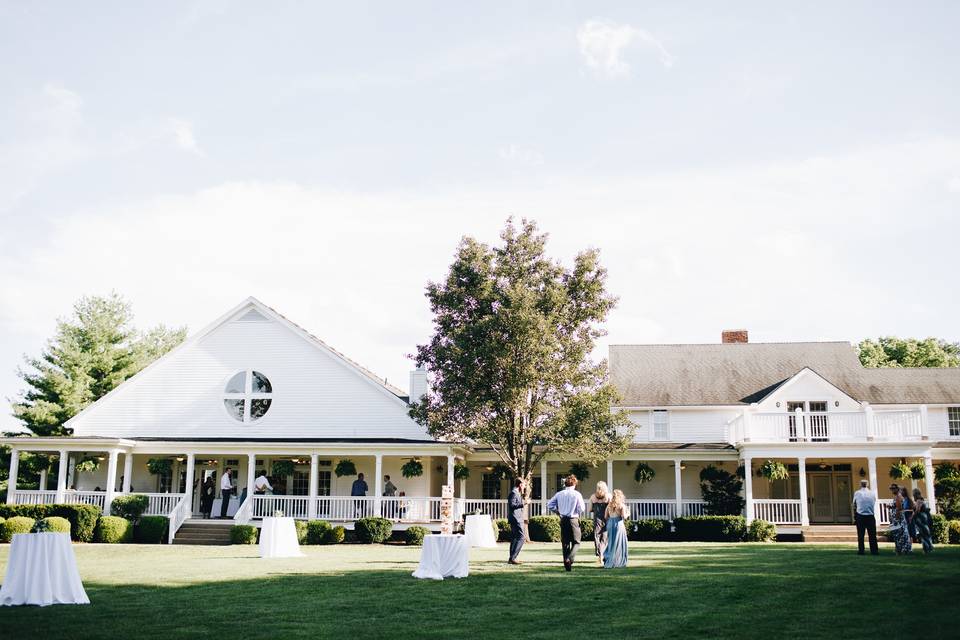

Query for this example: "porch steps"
[172,520,235,545]
[802,525,875,543]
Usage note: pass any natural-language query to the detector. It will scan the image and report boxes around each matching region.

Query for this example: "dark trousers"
[508,520,525,561]
[220,489,233,518]
[560,516,582,565]
[855,513,879,555]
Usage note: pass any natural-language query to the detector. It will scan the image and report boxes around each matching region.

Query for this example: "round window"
[223,370,273,423]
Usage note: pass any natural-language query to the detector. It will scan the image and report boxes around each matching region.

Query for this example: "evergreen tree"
[699,465,745,516]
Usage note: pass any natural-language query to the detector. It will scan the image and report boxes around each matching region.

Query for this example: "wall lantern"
[776,402,781,408]
[858,467,866,478]
[834,401,840,407]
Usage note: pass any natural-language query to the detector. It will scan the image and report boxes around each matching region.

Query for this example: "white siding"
[756,369,861,412]
[628,409,740,443]
[69,308,430,440]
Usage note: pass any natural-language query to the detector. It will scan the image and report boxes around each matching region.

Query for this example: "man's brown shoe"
[508,560,523,565]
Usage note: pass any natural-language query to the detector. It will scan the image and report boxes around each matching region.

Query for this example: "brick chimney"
[722,330,748,344]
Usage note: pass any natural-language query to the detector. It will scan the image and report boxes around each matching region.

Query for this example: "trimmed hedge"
[405,526,429,546]
[579,517,595,541]
[294,520,308,544]
[41,516,72,534]
[949,520,960,545]
[675,516,747,542]
[931,514,948,544]
[110,494,149,522]
[135,516,169,544]
[629,518,670,541]
[325,525,346,545]
[306,520,332,545]
[230,524,258,545]
[355,517,393,544]
[493,518,511,542]
[528,515,561,542]
[0,503,101,542]
[747,519,777,542]
[2,516,36,542]
[95,516,134,543]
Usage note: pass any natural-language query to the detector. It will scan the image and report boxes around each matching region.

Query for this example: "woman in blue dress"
[603,489,629,569]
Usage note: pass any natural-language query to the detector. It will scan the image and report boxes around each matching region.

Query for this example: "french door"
[787,400,830,441]
[809,473,834,523]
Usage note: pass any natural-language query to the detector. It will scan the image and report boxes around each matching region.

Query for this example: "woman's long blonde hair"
[606,489,627,518]
[593,481,609,502]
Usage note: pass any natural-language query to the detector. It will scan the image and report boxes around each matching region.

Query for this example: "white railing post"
[104,450,119,515]
[308,454,318,520]
[797,457,809,526]
[674,459,683,521]
[374,454,383,517]
[924,456,936,514]
[122,452,133,493]
[56,449,68,503]
[607,459,614,491]
[864,404,875,441]
[920,405,929,439]
[7,448,19,504]
[794,407,805,441]
[742,407,753,442]
[743,457,753,524]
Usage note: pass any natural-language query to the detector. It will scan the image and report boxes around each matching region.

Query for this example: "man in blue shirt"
[547,474,586,571]
[351,473,369,517]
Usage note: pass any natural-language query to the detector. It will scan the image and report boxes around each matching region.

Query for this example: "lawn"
[1,541,958,639]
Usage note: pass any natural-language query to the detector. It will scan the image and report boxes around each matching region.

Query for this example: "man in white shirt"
[547,474,586,571]
[852,479,879,555]
[254,473,273,495]
[219,468,235,519]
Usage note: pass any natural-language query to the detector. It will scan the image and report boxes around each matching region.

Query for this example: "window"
[949,407,960,437]
[223,370,273,423]
[531,477,542,500]
[652,410,670,440]
[291,470,309,496]
[481,474,502,500]
[317,471,331,496]
[157,467,173,493]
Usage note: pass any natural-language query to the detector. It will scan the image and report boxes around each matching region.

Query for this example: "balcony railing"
[729,408,925,444]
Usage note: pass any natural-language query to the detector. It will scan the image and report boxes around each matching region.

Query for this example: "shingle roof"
[610,342,960,406]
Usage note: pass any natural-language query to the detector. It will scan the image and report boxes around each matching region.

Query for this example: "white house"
[4,301,960,541]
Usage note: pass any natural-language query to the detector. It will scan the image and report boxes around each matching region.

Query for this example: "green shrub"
[135,516,169,543]
[528,515,561,542]
[49,504,101,542]
[354,517,392,544]
[493,518,511,542]
[949,520,960,545]
[2,516,36,541]
[95,516,134,543]
[579,517,594,541]
[324,526,346,545]
[405,526,429,545]
[629,518,670,541]
[294,520,308,544]
[306,520,332,545]
[40,516,72,534]
[930,514,948,545]
[230,524,258,545]
[0,504,49,520]
[747,519,777,542]
[0,517,4,531]
[110,494,149,522]
[675,516,747,542]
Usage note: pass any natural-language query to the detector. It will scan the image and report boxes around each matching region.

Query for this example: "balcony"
[728,408,926,444]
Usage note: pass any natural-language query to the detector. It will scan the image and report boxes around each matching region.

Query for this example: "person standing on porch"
[219,468,234,519]
[852,479,879,555]
[254,472,273,495]
[547,475,586,572]
[383,475,397,519]
[507,478,526,565]
[351,472,368,517]
[589,481,610,563]
[200,477,215,519]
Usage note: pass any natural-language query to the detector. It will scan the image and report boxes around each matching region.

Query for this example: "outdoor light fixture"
[835,401,840,407]
[818,460,827,469]
[859,467,866,478]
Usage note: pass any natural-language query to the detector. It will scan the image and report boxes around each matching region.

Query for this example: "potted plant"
[491,463,511,480]
[889,460,912,481]
[568,462,591,482]
[147,458,173,476]
[454,463,470,480]
[272,460,295,478]
[909,461,925,480]
[757,460,789,482]
[634,462,655,485]
[401,458,424,478]
[75,457,100,474]
[334,459,357,477]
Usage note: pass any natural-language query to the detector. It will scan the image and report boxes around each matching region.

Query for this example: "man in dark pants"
[219,467,234,519]
[507,478,526,564]
[547,475,586,571]
[852,479,879,555]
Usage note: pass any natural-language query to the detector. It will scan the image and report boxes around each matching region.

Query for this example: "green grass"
[1,542,958,639]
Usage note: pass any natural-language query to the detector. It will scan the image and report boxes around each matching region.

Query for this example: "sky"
[1,1,959,432]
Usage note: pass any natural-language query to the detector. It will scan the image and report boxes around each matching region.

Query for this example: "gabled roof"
[610,341,960,406]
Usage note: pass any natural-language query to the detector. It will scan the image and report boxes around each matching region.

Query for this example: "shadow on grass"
[3,545,958,640]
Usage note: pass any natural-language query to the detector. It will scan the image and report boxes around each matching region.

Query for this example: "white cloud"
[168,118,203,155]
[499,144,544,167]
[947,175,960,192]
[577,19,673,77]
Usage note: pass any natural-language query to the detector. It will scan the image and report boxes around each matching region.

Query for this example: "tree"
[11,293,186,436]
[410,219,633,499]
[699,465,745,516]
[858,337,960,368]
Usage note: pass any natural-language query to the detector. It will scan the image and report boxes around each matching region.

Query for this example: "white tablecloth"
[211,497,240,517]
[259,517,303,558]
[412,534,469,580]
[0,533,89,606]
[464,514,498,548]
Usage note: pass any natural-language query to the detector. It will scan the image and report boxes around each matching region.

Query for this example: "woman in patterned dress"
[890,484,912,555]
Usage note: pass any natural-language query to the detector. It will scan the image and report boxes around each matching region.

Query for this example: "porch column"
[56,449,68,503]
[104,450,119,514]
[39,468,48,492]
[798,457,809,526]
[674,459,683,519]
[374,454,383,516]
[122,453,133,493]
[924,456,936,514]
[6,448,19,504]
[606,459,614,491]
[246,454,256,507]
[446,453,455,488]
[743,457,753,524]
[184,453,195,513]
[540,459,548,513]
[308,454,318,520]
[867,456,878,495]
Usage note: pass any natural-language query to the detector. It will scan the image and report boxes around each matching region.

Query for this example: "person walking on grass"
[912,488,934,554]
[547,474,586,572]
[507,478,526,565]
[603,489,629,569]
[890,484,912,555]
[589,481,610,563]
[852,479,879,555]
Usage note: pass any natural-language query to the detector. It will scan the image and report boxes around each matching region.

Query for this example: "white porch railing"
[753,499,802,524]
[625,499,676,521]
[253,495,311,520]
[167,496,190,544]
[118,492,186,516]
[460,498,508,521]
[380,496,441,522]
[13,490,58,505]
[528,502,544,518]
[877,499,894,526]
[315,496,375,521]
[732,409,924,444]
[681,500,707,517]
[61,491,106,510]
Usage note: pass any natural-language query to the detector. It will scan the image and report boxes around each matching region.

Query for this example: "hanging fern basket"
[909,461,925,480]
[568,462,591,482]
[75,457,100,474]
[889,461,912,480]
[147,458,173,476]
[757,460,789,482]
[272,460,296,477]
[634,462,656,485]
[335,459,357,477]
[454,463,471,480]
[401,459,424,478]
